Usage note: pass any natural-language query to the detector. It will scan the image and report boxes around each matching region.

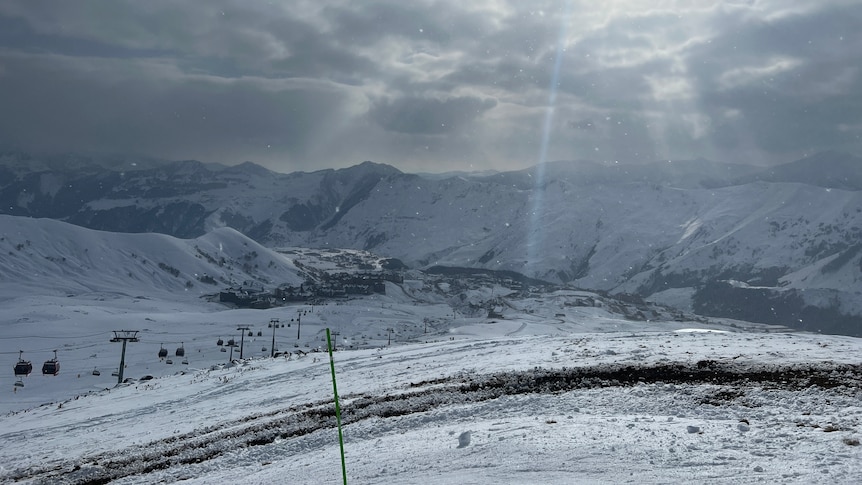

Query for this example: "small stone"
[687,425,701,434]
[754,465,764,472]
[737,423,750,432]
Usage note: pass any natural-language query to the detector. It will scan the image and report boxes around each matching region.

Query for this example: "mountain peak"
[222,161,274,177]
[345,160,402,176]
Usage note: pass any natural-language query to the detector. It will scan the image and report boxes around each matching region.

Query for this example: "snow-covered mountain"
[0,214,304,299]
[2,151,862,334]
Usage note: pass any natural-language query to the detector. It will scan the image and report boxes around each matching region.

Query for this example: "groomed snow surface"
[2,298,861,484]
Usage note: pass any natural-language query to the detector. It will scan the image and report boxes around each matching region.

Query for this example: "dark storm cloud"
[0,0,860,173]
[682,1,862,161]
[0,50,356,162]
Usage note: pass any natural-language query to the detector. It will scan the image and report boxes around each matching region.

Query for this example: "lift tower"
[110,330,139,385]
[236,326,251,359]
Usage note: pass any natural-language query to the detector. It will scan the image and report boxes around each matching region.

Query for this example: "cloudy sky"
[1,0,860,174]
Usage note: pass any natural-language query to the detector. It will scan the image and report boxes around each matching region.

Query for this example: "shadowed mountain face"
[732,151,862,191]
[0,155,402,239]
[2,151,862,334]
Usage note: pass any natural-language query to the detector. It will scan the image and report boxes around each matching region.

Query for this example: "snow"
[3,304,861,484]
[2,325,861,484]
[678,216,703,242]
[1,217,861,483]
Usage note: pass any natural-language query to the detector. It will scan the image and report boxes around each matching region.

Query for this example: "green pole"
[117,339,127,384]
[327,328,348,485]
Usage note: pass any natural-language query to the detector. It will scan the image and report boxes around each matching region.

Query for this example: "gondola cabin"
[14,351,32,377]
[176,343,185,357]
[42,360,59,375]
[158,345,168,359]
[42,350,60,376]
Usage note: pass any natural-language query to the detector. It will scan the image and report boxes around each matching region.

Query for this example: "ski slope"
[2,310,861,484]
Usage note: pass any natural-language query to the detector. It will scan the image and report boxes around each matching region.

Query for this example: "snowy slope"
[2,328,861,484]
[1,217,861,483]
[0,214,304,298]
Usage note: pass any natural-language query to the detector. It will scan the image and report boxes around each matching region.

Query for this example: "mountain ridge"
[2,151,862,334]
[0,214,304,299]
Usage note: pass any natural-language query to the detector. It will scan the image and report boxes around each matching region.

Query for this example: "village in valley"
[217,247,406,308]
[214,246,705,327]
